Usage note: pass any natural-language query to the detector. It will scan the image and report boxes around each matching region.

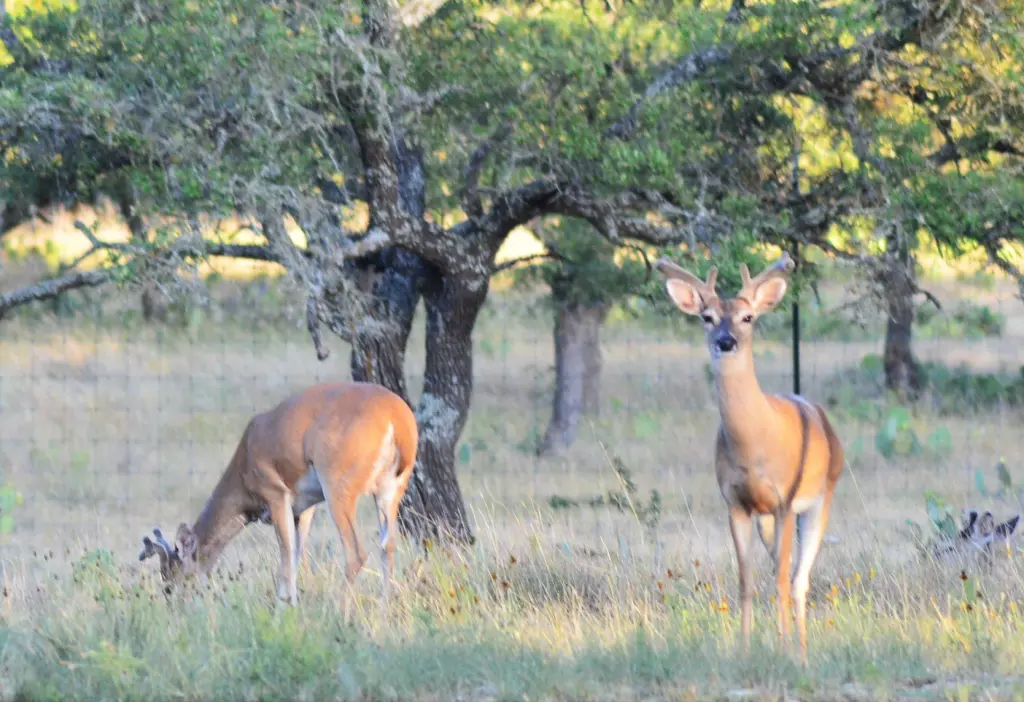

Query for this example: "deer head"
[935,509,1020,563]
[957,509,1019,549]
[657,253,795,368]
[138,523,200,583]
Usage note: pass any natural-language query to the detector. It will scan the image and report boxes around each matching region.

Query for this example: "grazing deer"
[138,382,418,606]
[657,252,844,663]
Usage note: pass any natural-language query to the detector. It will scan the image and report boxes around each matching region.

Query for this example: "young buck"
[657,253,844,663]
[138,381,418,605]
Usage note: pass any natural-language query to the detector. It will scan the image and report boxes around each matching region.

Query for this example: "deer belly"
[293,466,326,513]
[722,474,789,515]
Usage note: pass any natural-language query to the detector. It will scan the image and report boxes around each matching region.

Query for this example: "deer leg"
[773,509,796,649]
[374,481,403,606]
[729,507,756,653]
[295,505,317,577]
[324,486,367,583]
[792,496,832,665]
[268,494,298,605]
[756,514,775,552]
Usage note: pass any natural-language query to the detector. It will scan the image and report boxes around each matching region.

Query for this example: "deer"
[934,509,1020,565]
[138,381,418,607]
[656,252,844,664]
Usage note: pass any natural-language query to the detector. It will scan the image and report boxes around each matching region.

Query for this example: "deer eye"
[701,314,715,325]
[741,314,754,324]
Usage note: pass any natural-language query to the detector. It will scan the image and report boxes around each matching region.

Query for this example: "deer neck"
[712,346,779,456]
[192,457,251,572]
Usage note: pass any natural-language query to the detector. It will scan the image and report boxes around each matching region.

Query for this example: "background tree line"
[2,0,1023,542]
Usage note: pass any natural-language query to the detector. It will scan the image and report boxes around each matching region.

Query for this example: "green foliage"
[917,303,1005,340]
[548,455,661,536]
[924,491,960,541]
[922,362,1024,414]
[71,550,122,602]
[513,218,650,309]
[874,407,923,460]
[828,355,1024,420]
[0,482,22,537]
[974,459,1023,502]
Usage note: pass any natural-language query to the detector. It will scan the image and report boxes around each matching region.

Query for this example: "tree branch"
[604,45,734,140]
[0,269,113,320]
[927,134,1024,166]
[204,243,279,261]
[462,122,515,219]
[545,188,725,247]
[492,252,558,274]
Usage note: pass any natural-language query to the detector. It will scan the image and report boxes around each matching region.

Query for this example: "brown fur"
[659,254,844,664]
[138,381,418,606]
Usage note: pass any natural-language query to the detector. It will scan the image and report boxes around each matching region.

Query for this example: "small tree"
[516,217,649,454]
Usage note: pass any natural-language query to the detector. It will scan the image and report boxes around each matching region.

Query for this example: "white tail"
[658,253,844,664]
[139,381,418,605]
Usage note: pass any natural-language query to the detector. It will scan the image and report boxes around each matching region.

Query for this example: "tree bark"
[399,268,485,544]
[540,291,610,454]
[140,285,169,323]
[346,139,476,544]
[881,226,924,399]
[348,248,424,398]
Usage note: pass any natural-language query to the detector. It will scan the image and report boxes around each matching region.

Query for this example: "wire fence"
[1,270,1023,580]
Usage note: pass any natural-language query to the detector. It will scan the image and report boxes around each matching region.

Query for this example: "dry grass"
[1,260,1024,700]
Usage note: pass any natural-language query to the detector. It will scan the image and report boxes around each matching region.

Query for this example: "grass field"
[2,243,1024,700]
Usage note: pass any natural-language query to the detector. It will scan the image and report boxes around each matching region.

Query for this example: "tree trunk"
[540,293,609,455]
[348,248,424,397]
[141,284,168,323]
[581,301,607,416]
[881,226,924,399]
[398,268,485,544]
[114,182,170,325]
[346,139,476,544]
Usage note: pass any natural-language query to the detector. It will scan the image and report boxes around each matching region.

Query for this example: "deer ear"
[995,515,1020,538]
[666,279,704,316]
[175,523,198,561]
[139,536,158,562]
[959,510,979,539]
[751,277,788,314]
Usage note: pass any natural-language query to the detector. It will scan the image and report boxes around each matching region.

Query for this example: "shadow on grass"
[0,577,943,702]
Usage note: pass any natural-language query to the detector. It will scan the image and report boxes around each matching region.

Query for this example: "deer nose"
[716,336,737,353]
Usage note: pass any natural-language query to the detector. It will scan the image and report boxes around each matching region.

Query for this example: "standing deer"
[657,253,844,663]
[138,382,418,606]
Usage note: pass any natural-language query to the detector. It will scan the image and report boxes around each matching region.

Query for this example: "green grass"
[3,541,1024,701]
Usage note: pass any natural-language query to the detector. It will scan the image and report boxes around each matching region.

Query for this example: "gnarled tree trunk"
[540,289,609,454]
[348,248,424,398]
[398,268,485,543]
[347,139,475,544]
[881,225,924,399]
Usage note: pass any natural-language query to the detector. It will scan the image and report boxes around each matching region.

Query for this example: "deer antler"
[654,258,719,301]
[737,253,795,302]
[152,527,178,556]
[139,527,181,579]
